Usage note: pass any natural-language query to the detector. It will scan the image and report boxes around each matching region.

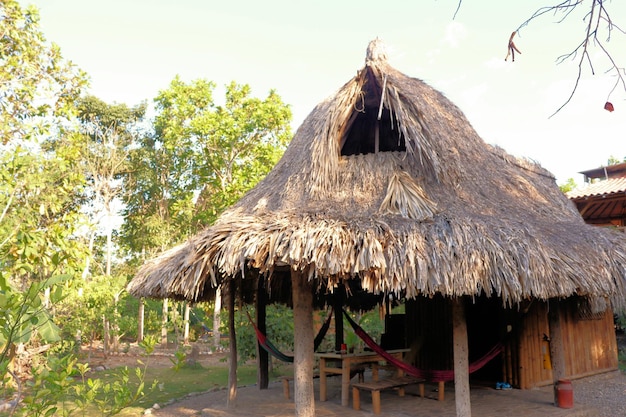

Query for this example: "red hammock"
[247,309,334,363]
[342,310,504,382]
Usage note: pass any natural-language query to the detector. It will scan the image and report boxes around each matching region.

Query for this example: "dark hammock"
[342,310,504,382]
[247,309,334,363]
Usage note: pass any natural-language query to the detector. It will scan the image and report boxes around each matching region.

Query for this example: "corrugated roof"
[568,177,626,199]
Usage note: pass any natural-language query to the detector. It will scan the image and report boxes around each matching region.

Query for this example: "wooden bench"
[282,366,365,400]
[352,376,425,415]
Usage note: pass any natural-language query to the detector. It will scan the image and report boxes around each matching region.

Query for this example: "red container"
[555,379,574,408]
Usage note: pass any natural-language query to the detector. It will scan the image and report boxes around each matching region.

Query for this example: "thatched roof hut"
[128,39,626,416]
[128,39,626,310]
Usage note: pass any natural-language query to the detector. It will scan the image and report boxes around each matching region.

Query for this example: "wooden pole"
[213,286,222,351]
[292,269,315,417]
[161,298,168,348]
[227,279,238,407]
[452,297,471,417]
[183,303,190,345]
[548,298,566,405]
[333,288,344,351]
[256,275,269,389]
[137,298,144,343]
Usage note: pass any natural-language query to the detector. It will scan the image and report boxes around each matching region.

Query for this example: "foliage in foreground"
[2,338,157,417]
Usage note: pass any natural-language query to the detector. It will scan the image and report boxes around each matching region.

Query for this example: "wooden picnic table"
[315,348,409,407]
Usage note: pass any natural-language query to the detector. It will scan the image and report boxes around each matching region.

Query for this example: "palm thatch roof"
[128,39,626,311]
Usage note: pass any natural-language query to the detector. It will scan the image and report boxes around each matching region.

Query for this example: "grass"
[98,362,291,417]
[0,359,292,417]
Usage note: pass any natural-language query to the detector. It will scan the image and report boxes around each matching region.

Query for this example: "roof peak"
[366,38,388,63]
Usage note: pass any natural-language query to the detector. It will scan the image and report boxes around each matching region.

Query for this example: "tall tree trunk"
[161,298,169,348]
[227,279,238,407]
[137,298,144,343]
[183,303,190,345]
[103,315,109,358]
[137,247,146,343]
[452,297,471,417]
[82,231,95,280]
[213,286,222,351]
[548,298,566,405]
[292,269,315,417]
[112,291,121,352]
[105,226,112,277]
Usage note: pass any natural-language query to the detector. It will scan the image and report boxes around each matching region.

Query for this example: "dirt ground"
[85,334,626,416]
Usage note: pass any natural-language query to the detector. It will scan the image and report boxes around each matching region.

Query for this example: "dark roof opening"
[340,70,405,156]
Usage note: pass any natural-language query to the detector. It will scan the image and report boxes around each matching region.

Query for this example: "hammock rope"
[246,309,334,363]
[342,310,504,382]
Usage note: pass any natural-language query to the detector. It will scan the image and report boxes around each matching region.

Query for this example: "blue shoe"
[495,382,502,390]
[501,382,512,390]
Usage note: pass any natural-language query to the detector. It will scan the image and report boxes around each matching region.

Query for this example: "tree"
[121,76,292,348]
[74,96,147,278]
[189,81,292,226]
[607,155,626,166]
[0,0,89,400]
[1,0,88,291]
[0,0,87,145]
[516,1,625,115]
[559,178,577,193]
[456,0,625,114]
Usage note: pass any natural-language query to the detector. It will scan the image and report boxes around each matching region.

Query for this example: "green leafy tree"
[607,155,626,166]
[73,96,147,277]
[559,178,577,194]
[189,81,292,226]
[1,0,89,289]
[0,0,87,145]
[0,0,88,406]
[121,76,291,348]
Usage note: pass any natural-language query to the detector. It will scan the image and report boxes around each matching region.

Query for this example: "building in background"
[568,162,626,229]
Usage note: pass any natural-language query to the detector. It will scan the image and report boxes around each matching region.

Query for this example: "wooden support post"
[137,298,144,343]
[292,269,315,417]
[333,288,344,352]
[161,298,168,348]
[256,276,269,389]
[227,279,238,408]
[213,286,222,351]
[183,302,190,345]
[452,297,471,417]
[548,298,566,406]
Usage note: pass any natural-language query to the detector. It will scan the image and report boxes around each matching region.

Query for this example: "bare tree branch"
[512,1,625,116]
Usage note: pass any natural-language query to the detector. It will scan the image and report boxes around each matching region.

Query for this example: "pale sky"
[20,0,626,184]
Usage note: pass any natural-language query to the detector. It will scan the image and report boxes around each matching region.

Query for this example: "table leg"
[320,358,327,401]
[341,357,350,406]
[396,353,405,378]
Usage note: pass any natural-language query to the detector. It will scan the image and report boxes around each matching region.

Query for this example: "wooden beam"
[548,298,567,405]
[452,297,471,417]
[292,269,315,417]
[333,288,344,352]
[256,275,269,389]
[227,280,238,407]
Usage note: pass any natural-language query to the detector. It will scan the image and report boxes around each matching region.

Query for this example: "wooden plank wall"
[517,299,618,388]
[560,300,618,378]
[517,301,552,388]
